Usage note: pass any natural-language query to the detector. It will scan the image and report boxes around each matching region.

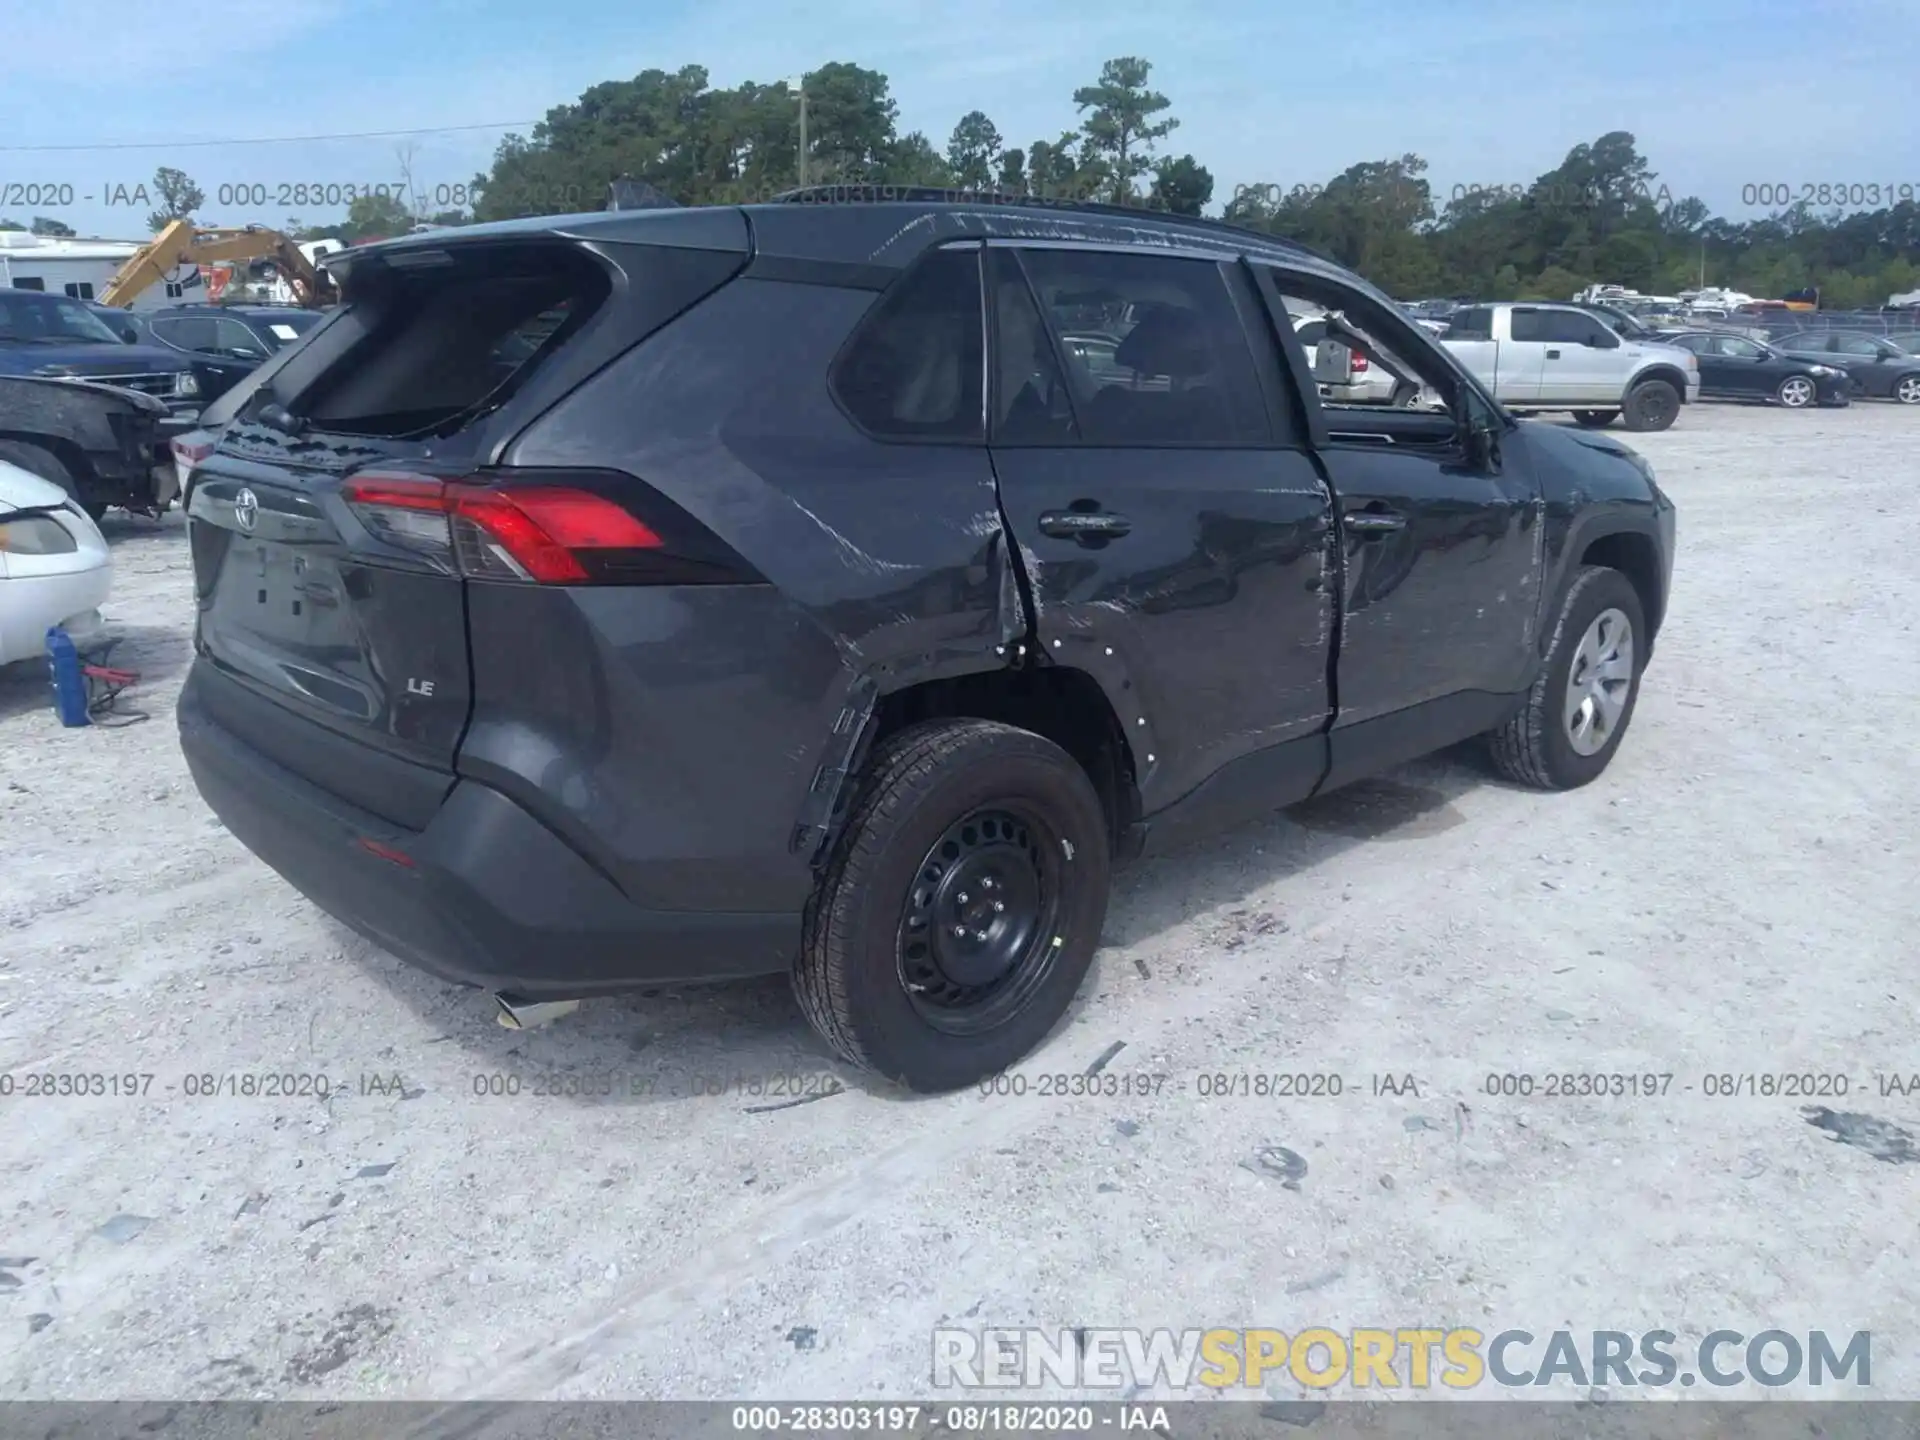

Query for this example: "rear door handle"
[1343,510,1406,536]
[1038,509,1132,540]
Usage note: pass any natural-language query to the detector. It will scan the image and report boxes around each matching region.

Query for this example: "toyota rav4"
[177,191,1677,1092]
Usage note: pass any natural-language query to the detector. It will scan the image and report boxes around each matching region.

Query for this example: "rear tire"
[1572,410,1618,428]
[1488,566,1646,791]
[1895,374,1920,405]
[1621,379,1681,431]
[795,719,1110,1093]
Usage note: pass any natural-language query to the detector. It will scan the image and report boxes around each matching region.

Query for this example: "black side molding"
[741,254,897,291]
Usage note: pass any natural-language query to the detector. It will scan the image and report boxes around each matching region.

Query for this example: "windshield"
[0,292,125,345]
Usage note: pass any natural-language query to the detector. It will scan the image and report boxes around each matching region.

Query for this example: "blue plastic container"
[46,626,90,728]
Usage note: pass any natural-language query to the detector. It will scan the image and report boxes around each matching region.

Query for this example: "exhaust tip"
[494,995,582,1030]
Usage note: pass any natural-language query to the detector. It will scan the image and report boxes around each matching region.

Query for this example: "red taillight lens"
[171,438,214,466]
[1349,350,1370,372]
[342,473,662,585]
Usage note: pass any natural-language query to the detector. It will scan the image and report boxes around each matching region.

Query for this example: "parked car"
[175,193,1677,1092]
[140,303,327,401]
[1772,330,1920,404]
[0,372,178,520]
[0,290,199,514]
[0,456,112,667]
[1441,301,1699,429]
[1650,329,1850,408]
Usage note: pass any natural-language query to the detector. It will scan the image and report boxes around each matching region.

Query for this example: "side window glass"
[215,318,263,354]
[988,249,1078,444]
[830,247,984,441]
[1835,334,1881,356]
[1508,309,1547,342]
[1563,313,1608,345]
[1266,271,1462,419]
[1014,248,1270,446]
[153,317,214,351]
[1446,307,1492,340]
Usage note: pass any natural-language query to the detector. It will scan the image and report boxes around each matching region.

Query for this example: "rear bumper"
[177,663,800,997]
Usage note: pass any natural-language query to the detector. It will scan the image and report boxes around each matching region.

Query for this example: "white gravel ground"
[0,403,1914,1404]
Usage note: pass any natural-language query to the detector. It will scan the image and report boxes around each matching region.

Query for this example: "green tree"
[996,147,1028,194]
[882,132,955,188]
[146,166,204,231]
[1521,264,1587,301]
[30,216,75,236]
[1026,132,1101,200]
[1072,57,1178,204]
[343,191,414,241]
[1149,155,1213,216]
[800,62,902,184]
[946,110,1004,191]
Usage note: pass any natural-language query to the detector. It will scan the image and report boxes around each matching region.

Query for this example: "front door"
[984,244,1336,819]
[1255,265,1546,786]
[1529,308,1622,404]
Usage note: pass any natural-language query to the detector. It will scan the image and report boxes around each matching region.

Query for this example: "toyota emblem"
[233,487,258,533]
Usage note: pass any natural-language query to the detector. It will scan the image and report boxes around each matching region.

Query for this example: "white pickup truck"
[1440,302,1700,431]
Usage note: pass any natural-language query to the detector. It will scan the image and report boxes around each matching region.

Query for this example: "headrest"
[1113,305,1212,379]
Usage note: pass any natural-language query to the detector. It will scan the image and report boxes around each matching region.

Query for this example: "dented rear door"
[983,244,1336,818]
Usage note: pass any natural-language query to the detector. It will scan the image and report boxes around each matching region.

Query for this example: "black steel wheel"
[795,719,1110,1093]
[897,805,1063,1034]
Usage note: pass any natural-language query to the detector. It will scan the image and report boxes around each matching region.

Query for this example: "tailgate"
[181,225,749,825]
[187,428,473,787]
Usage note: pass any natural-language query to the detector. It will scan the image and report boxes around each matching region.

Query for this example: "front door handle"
[1343,510,1406,536]
[1546,348,1562,359]
[1038,509,1132,540]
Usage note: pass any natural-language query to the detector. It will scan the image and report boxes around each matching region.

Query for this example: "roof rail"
[765,185,1330,262]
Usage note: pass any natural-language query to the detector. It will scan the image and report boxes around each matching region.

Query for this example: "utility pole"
[789,77,808,188]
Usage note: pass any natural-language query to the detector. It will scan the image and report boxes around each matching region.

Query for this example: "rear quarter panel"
[486,275,1021,913]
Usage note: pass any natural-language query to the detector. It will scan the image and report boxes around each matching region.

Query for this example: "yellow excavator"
[98,219,338,308]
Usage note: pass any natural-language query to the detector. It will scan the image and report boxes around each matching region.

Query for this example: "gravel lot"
[1,403,1914,1404]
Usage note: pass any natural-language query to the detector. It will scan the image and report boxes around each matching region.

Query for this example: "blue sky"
[3,0,1915,239]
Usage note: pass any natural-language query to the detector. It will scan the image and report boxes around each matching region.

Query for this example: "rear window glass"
[292,245,610,439]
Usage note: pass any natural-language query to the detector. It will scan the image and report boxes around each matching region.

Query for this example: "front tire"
[1895,374,1920,405]
[795,719,1111,1093]
[1572,410,1618,428]
[1775,374,1817,408]
[1621,379,1681,432]
[1488,566,1647,790]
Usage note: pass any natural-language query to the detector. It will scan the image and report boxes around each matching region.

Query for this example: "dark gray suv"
[176,191,1677,1092]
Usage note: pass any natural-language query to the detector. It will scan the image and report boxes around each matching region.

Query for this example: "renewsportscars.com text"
[932,1327,1872,1392]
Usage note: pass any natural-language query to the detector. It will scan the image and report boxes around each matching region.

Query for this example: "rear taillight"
[342,470,752,586]
[1349,351,1370,373]
[171,437,213,467]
